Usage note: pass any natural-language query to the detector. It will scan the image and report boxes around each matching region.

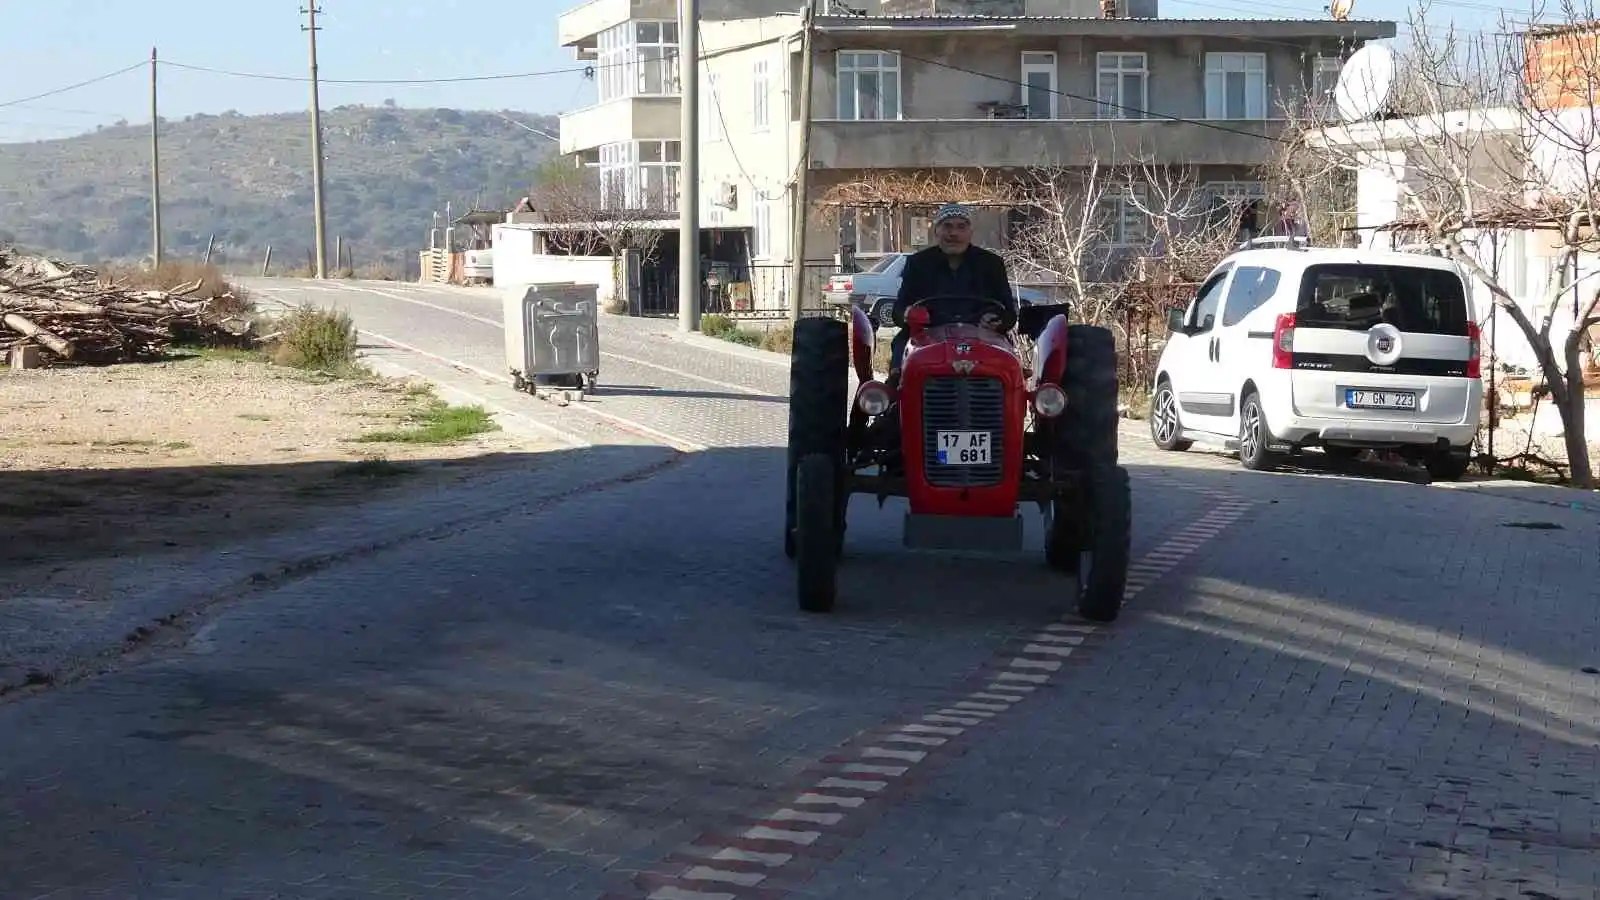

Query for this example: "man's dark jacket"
[891,244,1017,331]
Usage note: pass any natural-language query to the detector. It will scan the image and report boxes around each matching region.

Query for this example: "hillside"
[0,105,559,275]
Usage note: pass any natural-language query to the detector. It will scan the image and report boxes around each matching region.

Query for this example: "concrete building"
[543,0,1393,316]
[689,0,1394,311]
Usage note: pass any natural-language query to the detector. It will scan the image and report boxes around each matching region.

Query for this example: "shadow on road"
[2,446,1595,900]
[0,453,544,569]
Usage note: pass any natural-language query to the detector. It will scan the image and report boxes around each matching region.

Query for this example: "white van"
[1149,245,1483,480]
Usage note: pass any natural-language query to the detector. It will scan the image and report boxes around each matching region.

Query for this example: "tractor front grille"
[921,376,1005,487]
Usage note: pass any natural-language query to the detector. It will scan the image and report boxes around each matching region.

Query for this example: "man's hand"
[979,312,1003,331]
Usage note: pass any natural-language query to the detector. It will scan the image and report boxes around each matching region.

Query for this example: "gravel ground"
[0,353,559,573]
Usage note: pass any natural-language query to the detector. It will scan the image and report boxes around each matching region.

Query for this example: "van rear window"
[1296,264,1469,336]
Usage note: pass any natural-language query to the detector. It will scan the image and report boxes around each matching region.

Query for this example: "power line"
[0,61,144,110]
[156,58,602,85]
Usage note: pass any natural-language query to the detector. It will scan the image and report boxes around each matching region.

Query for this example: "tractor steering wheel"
[899,294,1011,329]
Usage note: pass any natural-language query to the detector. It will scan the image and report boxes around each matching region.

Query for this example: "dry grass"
[0,356,554,571]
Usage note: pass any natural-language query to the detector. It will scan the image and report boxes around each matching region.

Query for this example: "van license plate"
[1346,389,1417,410]
[936,431,991,465]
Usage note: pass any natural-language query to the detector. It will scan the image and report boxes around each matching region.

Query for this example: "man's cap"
[933,203,973,225]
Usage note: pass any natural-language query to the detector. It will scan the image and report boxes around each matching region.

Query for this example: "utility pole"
[788,5,816,324]
[149,47,162,268]
[302,3,330,279]
[678,0,700,332]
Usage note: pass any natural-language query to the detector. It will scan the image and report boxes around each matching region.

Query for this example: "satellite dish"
[1335,42,1396,123]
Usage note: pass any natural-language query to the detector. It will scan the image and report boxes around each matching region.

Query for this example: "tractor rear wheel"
[785,317,849,559]
[1056,324,1120,471]
[1042,324,1119,578]
[1078,464,1131,623]
[794,452,840,612]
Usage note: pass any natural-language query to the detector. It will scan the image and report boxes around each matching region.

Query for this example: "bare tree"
[1295,0,1600,486]
[1006,161,1118,325]
[1121,161,1246,283]
[528,156,668,257]
[1112,161,1254,392]
[526,155,668,312]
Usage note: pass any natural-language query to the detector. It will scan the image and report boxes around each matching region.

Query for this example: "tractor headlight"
[1034,383,1067,417]
[857,381,892,416]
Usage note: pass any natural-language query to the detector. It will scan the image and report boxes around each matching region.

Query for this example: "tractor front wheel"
[794,452,841,612]
[1077,464,1131,623]
[785,317,849,559]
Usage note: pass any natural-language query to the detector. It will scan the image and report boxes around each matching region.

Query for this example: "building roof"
[815,13,1396,38]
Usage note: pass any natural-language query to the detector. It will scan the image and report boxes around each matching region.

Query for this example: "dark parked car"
[822,252,1054,327]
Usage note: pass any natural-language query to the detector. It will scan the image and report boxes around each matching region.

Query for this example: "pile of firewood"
[0,249,252,365]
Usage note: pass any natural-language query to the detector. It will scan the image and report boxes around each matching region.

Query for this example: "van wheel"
[1237,391,1280,471]
[1425,449,1471,482]
[1149,378,1192,452]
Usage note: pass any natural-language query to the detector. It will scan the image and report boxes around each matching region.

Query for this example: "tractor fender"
[849,304,877,382]
[1034,313,1070,385]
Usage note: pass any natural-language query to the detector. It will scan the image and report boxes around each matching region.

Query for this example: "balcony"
[559,96,681,155]
[559,0,677,50]
[808,118,1288,170]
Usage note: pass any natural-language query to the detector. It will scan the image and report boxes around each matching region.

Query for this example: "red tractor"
[784,295,1131,621]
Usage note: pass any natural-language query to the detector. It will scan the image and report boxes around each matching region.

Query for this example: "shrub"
[759,325,794,355]
[700,314,737,337]
[269,305,359,371]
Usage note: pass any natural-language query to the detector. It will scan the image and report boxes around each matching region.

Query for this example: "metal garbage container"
[503,282,600,393]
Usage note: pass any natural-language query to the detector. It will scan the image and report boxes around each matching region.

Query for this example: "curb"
[665,330,793,369]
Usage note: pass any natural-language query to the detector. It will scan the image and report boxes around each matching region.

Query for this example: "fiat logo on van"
[1375,336,1395,354]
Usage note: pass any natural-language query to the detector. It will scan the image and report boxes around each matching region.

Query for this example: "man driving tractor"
[888,203,1018,377]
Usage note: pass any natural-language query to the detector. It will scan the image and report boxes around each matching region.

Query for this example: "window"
[752,196,771,258]
[703,73,724,142]
[637,139,681,212]
[1097,53,1148,119]
[1310,56,1342,119]
[598,140,681,212]
[596,20,680,102]
[839,207,891,254]
[1221,266,1282,326]
[1098,188,1148,245]
[1296,264,1470,335]
[1202,180,1267,234]
[753,59,771,130]
[836,51,900,121]
[1021,52,1058,119]
[1205,52,1267,120]
[1189,270,1231,334]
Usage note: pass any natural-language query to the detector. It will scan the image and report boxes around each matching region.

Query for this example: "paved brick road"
[0,278,1594,900]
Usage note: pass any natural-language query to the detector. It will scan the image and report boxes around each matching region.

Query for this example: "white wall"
[699,16,802,263]
[491,225,618,306]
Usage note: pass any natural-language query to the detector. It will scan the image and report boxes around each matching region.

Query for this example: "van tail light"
[1271,313,1296,369]
[1466,321,1481,378]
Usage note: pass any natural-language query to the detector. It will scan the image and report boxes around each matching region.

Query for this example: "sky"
[0,0,1513,145]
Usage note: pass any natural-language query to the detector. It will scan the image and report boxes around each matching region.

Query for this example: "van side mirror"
[1166,307,1186,333]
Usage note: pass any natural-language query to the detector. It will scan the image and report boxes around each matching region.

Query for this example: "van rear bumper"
[1275,416,1477,449]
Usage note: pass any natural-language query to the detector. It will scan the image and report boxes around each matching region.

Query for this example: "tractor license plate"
[1345,389,1417,410]
[936,430,992,465]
